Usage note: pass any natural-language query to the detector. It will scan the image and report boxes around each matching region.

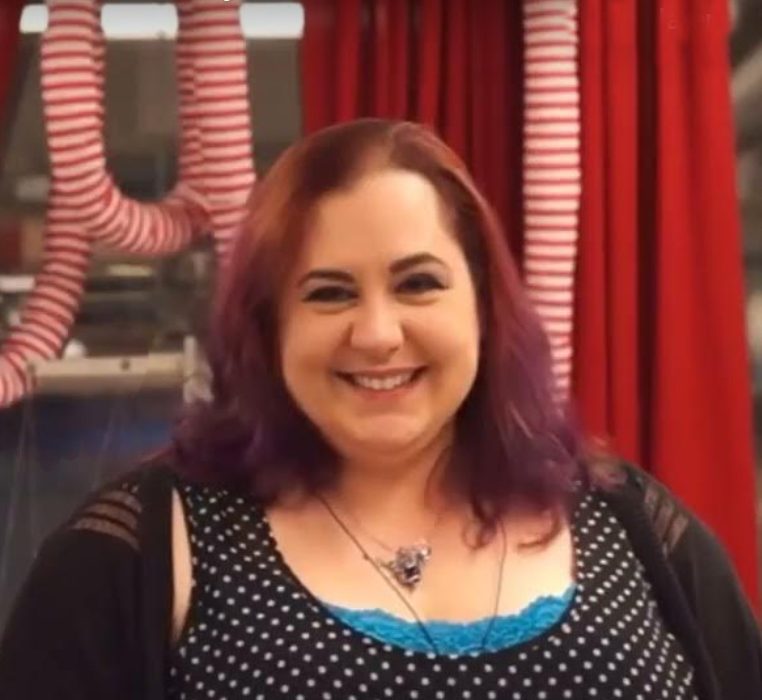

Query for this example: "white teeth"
[352,372,415,391]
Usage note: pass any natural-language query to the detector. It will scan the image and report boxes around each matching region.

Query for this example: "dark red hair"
[170,119,588,527]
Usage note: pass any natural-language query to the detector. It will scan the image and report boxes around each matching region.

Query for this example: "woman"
[0,119,759,700]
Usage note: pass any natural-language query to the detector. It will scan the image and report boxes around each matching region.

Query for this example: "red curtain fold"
[575,0,760,608]
[0,0,24,146]
[0,0,25,270]
[300,0,525,251]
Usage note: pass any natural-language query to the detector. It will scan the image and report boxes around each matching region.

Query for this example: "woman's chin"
[341,424,427,458]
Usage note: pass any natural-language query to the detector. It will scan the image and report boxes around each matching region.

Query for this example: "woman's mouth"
[334,368,427,394]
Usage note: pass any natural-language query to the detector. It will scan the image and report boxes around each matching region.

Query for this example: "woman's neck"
[320,439,461,543]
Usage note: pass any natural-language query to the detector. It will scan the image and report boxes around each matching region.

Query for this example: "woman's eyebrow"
[389,253,449,274]
[297,253,449,287]
[297,269,354,287]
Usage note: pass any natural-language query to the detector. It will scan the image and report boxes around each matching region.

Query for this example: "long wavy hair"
[169,119,589,533]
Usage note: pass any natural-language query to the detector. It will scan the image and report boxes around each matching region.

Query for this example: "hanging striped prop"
[521,0,581,395]
[0,0,255,408]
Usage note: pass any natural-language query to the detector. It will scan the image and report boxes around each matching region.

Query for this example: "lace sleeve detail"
[67,480,142,552]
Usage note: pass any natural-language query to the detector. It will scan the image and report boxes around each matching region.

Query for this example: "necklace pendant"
[381,543,432,590]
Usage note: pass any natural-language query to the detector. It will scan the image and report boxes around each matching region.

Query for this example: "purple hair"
[169,119,588,532]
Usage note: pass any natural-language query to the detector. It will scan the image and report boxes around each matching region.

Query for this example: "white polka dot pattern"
[167,482,699,700]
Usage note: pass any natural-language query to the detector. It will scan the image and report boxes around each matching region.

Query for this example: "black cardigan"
[0,461,760,700]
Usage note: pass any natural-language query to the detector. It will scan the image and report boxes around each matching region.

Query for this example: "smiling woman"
[174,118,581,517]
[0,119,760,700]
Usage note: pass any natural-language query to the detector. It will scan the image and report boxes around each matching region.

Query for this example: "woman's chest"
[168,489,699,700]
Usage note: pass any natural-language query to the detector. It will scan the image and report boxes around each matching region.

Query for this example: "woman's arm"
[610,460,762,700]
[670,510,762,700]
[0,503,143,698]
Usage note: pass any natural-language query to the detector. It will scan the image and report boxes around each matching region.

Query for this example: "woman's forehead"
[296,170,459,267]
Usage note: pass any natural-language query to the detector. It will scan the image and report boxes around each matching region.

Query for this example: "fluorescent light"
[19,5,46,34]
[240,3,304,39]
[102,4,178,39]
[20,3,304,40]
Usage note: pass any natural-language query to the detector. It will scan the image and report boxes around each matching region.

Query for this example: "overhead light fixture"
[20,3,304,40]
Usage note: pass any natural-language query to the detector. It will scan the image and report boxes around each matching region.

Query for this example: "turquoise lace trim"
[324,585,576,654]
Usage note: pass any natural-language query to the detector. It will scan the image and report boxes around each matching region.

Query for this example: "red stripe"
[37,268,88,290]
[48,3,99,12]
[524,174,580,183]
[46,109,102,128]
[20,313,67,342]
[42,77,100,90]
[41,50,93,62]
[30,282,80,307]
[5,335,55,358]
[524,146,579,154]
[45,122,97,140]
[525,85,577,93]
[39,253,90,272]
[47,134,102,154]
[525,114,579,123]
[45,94,102,109]
[24,302,73,330]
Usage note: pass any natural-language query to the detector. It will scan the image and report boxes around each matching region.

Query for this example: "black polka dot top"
[168,479,699,700]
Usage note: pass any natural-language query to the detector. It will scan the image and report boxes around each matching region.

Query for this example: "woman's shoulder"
[49,461,176,553]
[584,458,692,555]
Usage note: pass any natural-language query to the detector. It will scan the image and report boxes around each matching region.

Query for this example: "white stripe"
[525,168,581,181]
[525,121,580,136]
[526,273,574,289]
[526,45,577,60]
[541,319,574,335]
[524,153,580,167]
[200,143,254,159]
[525,199,579,213]
[552,359,573,374]
[524,29,576,44]
[526,75,578,90]
[47,116,100,134]
[526,106,580,120]
[523,0,577,15]
[524,183,582,197]
[525,61,577,76]
[525,91,578,106]
[44,101,101,119]
[526,213,579,227]
[533,304,573,320]
[12,332,53,357]
[525,242,577,257]
[524,16,575,31]
[551,345,574,362]
[525,136,580,150]
[206,172,256,189]
[524,257,576,274]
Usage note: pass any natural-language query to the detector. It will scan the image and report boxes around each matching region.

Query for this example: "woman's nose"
[348,300,404,358]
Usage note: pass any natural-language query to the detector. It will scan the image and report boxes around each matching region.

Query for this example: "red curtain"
[0,0,23,132]
[300,0,525,253]
[0,0,24,270]
[575,0,760,608]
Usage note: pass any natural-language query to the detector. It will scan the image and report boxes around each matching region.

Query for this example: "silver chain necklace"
[333,501,449,591]
[317,495,508,655]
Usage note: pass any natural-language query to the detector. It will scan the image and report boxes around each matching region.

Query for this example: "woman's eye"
[397,273,446,294]
[303,286,355,303]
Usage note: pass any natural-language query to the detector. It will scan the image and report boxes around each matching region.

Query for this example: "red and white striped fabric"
[0,200,91,406]
[0,0,255,408]
[521,0,581,395]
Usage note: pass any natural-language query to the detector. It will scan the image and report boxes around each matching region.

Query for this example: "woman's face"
[278,169,481,464]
